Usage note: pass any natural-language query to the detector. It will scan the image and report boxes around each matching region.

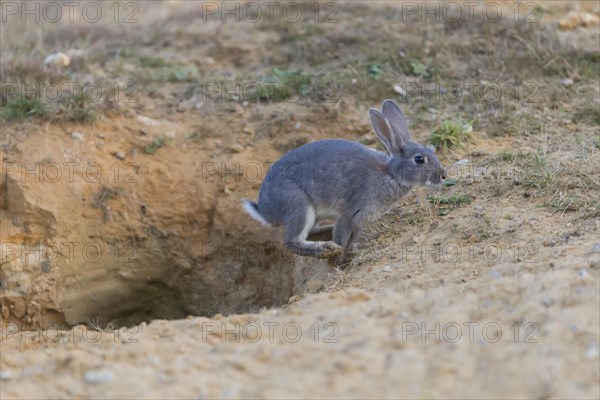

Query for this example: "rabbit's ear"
[369,108,400,154]
[381,99,410,145]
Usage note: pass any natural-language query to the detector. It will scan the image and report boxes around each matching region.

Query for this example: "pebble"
[71,132,83,140]
[0,371,12,380]
[293,122,302,130]
[44,52,70,67]
[489,269,502,278]
[560,78,573,87]
[541,297,553,307]
[382,265,392,272]
[112,151,125,160]
[147,356,161,366]
[393,84,406,97]
[230,144,244,153]
[577,269,589,278]
[591,243,600,253]
[586,343,599,359]
[559,11,600,31]
[84,369,114,384]
[454,159,469,165]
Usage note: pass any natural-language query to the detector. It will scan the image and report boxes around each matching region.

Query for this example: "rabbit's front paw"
[316,241,343,259]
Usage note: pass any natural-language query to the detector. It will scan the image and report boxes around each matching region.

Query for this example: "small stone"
[578,269,589,278]
[541,297,553,307]
[112,151,125,160]
[559,11,600,31]
[383,265,392,272]
[489,269,501,278]
[243,127,255,135]
[293,122,302,130]
[84,370,114,384]
[44,52,70,67]
[393,84,406,97]
[0,371,12,380]
[137,115,161,126]
[591,244,600,253]
[560,78,573,87]
[147,356,161,366]
[586,343,599,359]
[71,132,83,140]
[454,159,469,166]
[230,144,244,153]
[96,133,105,140]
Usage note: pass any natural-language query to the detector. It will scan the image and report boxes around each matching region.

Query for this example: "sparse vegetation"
[430,117,474,150]
[139,55,167,68]
[573,103,600,125]
[144,138,170,154]
[427,194,472,216]
[1,97,47,121]
[93,186,122,209]
[427,194,472,206]
[250,68,315,102]
[60,92,97,123]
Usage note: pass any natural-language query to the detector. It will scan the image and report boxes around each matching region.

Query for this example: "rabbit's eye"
[414,155,425,164]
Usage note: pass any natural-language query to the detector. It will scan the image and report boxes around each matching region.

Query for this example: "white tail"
[242,200,269,226]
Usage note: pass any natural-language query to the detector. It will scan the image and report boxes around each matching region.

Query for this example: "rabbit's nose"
[441,169,448,180]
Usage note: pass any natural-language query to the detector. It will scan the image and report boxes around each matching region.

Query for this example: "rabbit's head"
[370,100,447,187]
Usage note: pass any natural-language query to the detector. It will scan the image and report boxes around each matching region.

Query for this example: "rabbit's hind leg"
[333,217,361,265]
[284,205,342,259]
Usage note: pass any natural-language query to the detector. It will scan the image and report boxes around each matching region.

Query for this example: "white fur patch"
[299,206,316,241]
[242,200,269,226]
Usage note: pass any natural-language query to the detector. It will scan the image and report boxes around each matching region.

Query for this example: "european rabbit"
[243,99,447,262]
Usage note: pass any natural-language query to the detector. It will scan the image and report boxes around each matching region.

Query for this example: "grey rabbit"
[243,99,447,262]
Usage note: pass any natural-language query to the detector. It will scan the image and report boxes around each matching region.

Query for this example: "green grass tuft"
[573,104,600,126]
[1,97,47,121]
[430,117,474,150]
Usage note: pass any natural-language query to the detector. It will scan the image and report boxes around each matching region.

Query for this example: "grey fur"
[243,100,447,263]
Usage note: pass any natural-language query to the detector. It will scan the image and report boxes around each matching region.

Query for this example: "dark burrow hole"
[55,238,330,329]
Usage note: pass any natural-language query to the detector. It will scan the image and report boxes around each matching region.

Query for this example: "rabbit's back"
[257,139,390,224]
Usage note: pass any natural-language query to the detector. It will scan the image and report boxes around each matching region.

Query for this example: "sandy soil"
[1,1,599,399]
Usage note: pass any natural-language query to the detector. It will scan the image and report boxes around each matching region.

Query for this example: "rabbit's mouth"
[425,175,444,186]
[425,179,443,189]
